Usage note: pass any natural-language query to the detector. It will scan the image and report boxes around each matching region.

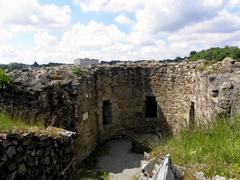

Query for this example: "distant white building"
[74,58,99,66]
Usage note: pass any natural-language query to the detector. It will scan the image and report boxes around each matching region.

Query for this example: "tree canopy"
[189,46,240,61]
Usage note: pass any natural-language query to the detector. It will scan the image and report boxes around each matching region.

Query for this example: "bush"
[0,69,12,90]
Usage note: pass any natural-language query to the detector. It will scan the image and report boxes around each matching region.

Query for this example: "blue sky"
[0,0,240,64]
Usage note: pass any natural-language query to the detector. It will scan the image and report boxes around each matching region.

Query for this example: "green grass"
[0,112,44,131]
[0,68,12,90]
[0,112,64,137]
[151,116,240,178]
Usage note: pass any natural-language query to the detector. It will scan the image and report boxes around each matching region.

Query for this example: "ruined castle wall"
[0,63,198,155]
[1,60,240,167]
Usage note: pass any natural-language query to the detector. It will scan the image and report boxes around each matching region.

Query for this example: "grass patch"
[0,112,64,137]
[0,112,44,132]
[151,116,240,178]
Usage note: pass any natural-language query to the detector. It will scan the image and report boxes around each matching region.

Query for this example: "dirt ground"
[97,139,143,180]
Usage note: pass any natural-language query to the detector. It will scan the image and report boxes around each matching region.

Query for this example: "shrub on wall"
[73,66,88,76]
[0,69,12,90]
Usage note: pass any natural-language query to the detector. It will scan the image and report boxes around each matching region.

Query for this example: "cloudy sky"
[0,0,240,64]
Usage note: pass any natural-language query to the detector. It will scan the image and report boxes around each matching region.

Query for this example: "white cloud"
[31,4,71,29]
[0,0,71,64]
[0,0,37,26]
[0,45,17,60]
[227,0,240,8]
[114,14,131,25]
[181,11,240,34]
[0,30,12,42]
[1,0,240,64]
[133,0,225,34]
[0,0,71,31]
[75,0,226,33]
[34,32,58,49]
[61,21,127,48]
[59,21,131,59]
[74,0,144,12]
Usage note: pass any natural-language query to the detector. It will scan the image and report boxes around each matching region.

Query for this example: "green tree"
[190,51,196,57]
[189,46,240,61]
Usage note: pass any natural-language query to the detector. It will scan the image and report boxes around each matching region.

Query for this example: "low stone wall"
[0,131,75,180]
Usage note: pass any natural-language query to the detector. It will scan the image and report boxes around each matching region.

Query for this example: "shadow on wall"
[143,95,172,137]
[157,105,172,137]
[144,68,172,137]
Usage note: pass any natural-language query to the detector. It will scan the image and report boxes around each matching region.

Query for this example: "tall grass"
[151,116,240,178]
[0,112,44,132]
[0,112,62,137]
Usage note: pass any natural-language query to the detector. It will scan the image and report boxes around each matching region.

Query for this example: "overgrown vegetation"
[0,69,12,90]
[151,116,240,178]
[189,46,240,61]
[72,66,88,76]
[0,112,63,137]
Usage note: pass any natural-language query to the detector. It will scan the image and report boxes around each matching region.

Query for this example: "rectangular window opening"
[145,96,157,118]
[102,100,112,125]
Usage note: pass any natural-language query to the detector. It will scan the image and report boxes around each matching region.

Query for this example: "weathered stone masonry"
[0,131,75,180]
[1,59,240,172]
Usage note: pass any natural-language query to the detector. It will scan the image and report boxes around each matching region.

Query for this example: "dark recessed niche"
[145,96,157,118]
[102,100,112,125]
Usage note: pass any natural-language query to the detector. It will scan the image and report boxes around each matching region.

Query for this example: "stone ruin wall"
[95,65,160,139]
[95,61,197,138]
[0,132,75,180]
[193,59,240,123]
[1,59,240,166]
[146,62,196,133]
